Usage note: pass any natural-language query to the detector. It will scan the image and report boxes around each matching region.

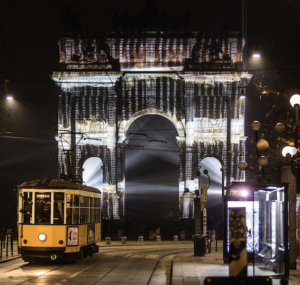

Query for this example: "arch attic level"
[52,32,252,219]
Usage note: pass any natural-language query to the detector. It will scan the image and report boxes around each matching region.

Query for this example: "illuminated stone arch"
[52,32,253,220]
[121,108,184,141]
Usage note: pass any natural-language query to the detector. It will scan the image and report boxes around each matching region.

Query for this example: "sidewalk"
[170,241,300,285]
[100,239,300,284]
[0,239,20,263]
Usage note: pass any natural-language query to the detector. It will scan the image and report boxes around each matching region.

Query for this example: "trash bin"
[194,236,205,256]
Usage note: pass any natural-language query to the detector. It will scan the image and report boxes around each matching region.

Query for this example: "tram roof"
[19,178,101,193]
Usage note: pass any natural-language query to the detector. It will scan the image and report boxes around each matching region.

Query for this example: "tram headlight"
[38,233,47,242]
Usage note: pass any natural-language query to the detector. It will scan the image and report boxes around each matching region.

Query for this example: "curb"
[0,255,21,263]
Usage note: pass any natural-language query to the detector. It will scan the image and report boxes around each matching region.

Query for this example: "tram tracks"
[0,247,193,284]
[89,249,193,285]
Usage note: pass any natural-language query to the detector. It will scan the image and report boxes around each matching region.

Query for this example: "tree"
[244,0,300,182]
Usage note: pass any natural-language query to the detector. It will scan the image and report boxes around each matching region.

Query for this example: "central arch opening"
[125,114,179,237]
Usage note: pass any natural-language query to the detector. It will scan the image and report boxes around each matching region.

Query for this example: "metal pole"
[226,96,231,186]
[284,183,290,278]
[11,231,13,256]
[6,233,8,257]
[295,104,299,149]
[195,171,201,234]
[255,130,259,159]
[242,0,247,71]
[0,233,2,258]
[216,234,218,252]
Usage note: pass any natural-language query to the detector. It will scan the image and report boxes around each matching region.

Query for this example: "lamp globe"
[238,161,248,171]
[290,94,300,107]
[257,139,269,152]
[258,156,268,166]
[275,123,285,133]
[251,121,261,131]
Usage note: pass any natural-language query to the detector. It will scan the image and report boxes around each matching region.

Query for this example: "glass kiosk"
[224,182,289,278]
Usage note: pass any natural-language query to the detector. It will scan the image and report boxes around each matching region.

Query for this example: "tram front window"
[54,193,64,224]
[35,193,51,224]
[23,192,33,224]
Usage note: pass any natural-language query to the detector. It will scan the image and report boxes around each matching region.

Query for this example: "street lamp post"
[184,169,210,235]
[244,120,270,180]
[290,94,300,150]
[184,187,201,235]
[238,96,300,270]
[279,94,300,270]
[195,170,201,235]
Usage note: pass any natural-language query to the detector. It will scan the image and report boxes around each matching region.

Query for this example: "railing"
[0,229,18,258]
[203,231,220,253]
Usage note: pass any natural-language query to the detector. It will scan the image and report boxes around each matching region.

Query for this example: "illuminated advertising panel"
[67,226,79,246]
[228,201,259,253]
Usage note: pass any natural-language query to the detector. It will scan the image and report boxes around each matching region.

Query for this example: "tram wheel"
[87,247,92,257]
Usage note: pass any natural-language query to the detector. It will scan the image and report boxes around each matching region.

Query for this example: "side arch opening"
[82,157,104,210]
[199,156,223,233]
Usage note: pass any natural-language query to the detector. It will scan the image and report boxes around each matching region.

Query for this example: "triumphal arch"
[52,27,252,220]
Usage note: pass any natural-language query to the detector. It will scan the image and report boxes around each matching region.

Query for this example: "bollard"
[122,236,127,244]
[211,234,215,242]
[173,235,178,242]
[105,237,111,245]
[215,235,218,252]
[138,236,144,243]
[156,235,161,242]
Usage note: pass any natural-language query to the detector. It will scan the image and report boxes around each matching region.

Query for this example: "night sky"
[0,0,289,229]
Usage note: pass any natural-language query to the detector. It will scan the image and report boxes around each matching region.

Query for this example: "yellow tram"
[18,178,101,262]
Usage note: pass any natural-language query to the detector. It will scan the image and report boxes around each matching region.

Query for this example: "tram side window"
[94,198,101,222]
[74,195,79,207]
[79,196,89,223]
[90,198,94,223]
[80,207,88,223]
[54,193,64,224]
[23,192,33,224]
[35,193,51,224]
[66,194,79,224]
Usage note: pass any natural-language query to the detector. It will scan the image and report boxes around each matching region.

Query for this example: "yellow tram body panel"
[19,223,101,249]
[19,225,66,248]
